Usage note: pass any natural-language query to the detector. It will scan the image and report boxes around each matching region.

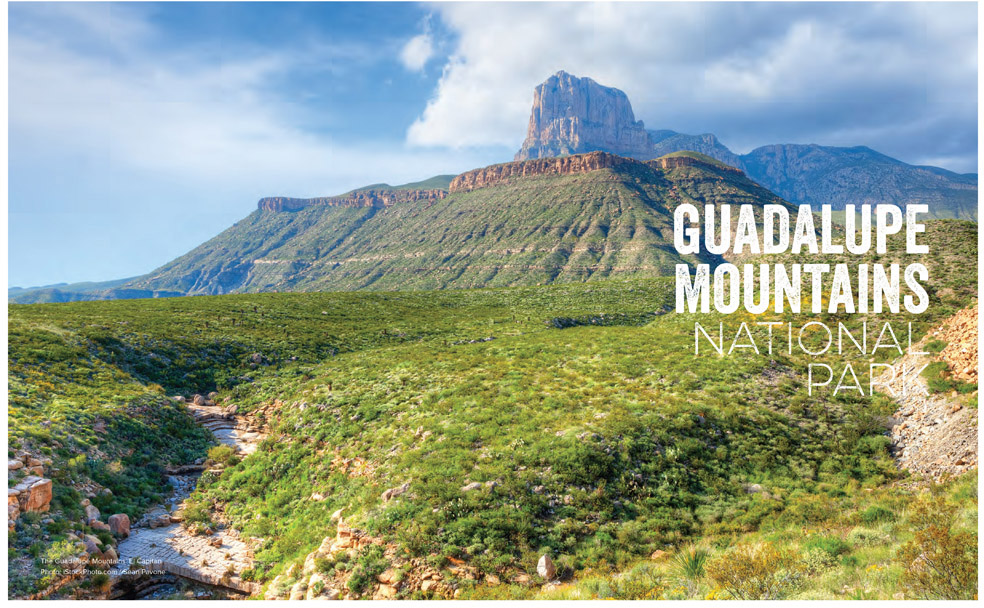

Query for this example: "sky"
[8,1,978,288]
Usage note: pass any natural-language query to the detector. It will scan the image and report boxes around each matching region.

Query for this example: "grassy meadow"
[7,221,978,599]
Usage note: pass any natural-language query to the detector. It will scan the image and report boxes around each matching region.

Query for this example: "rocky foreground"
[885,302,979,478]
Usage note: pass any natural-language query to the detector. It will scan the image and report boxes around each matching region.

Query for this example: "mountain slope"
[94,151,789,297]
[516,71,977,220]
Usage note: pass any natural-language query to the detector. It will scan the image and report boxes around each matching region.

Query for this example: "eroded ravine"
[111,399,266,598]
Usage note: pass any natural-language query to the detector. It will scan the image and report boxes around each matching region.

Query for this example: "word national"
[674,203,929,314]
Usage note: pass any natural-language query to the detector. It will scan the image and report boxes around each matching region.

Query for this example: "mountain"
[11,151,790,301]
[516,71,977,220]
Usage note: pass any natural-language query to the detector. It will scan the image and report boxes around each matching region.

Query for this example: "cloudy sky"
[8,1,978,287]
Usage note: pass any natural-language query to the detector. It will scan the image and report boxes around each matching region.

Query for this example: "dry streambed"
[112,397,265,598]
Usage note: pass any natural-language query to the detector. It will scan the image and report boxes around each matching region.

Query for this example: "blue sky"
[8,1,978,287]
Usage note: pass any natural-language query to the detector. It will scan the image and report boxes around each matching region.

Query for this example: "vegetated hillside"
[8,220,977,599]
[516,71,978,221]
[82,151,790,298]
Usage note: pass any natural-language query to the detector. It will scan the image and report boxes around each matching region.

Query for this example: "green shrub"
[860,505,894,524]
[896,494,977,599]
[706,542,803,600]
[207,445,240,467]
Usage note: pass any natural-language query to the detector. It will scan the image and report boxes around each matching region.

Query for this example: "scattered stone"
[537,554,556,580]
[193,394,206,406]
[8,459,24,471]
[460,482,483,492]
[382,482,410,502]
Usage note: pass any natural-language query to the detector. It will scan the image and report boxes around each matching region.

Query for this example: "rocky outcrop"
[450,150,740,193]
[258,189,447,212]
[649,154,742,174]
[934,303,978,384]
[881,303,979,479]
[451,151,642,192]
[515,71,652,161]
[514,71,977,220]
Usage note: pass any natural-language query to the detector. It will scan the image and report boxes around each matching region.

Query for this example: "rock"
[744,483,764,494]
[208,391,219,400]
[84,504,101,524]
[103,546,118,564]
[91,520,111,532]
[173,396,186,403]
[28,466,44,476]
[335,520,354,549]
[485,574,501,586]
[27,457,43,467]
[264,575,286,600]
[209,536,223,548]
[288,580,306,600]
[250,353,265,365]
[330,508,344,522]
[537,555,556,580]
[8,459,24,471]
[374,584,399,599]
[377,568,399,585]
[16,477,52,512]
[381,482,410,502]
[193,394,206,406]
[149,514,172,529]
[460,482,483,492]
[421,579,440,593]
[305,573,326,600]
[514,71,652,162]
[83,535,101,555]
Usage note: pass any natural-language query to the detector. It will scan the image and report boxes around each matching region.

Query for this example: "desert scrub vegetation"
[7,221,976,597]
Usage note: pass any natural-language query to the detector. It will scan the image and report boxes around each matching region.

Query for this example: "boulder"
[108,513,130,538]
[377,568,399,585]
[537,555,556,580]
[84,504,101,524]
[16,477,52,512]
[306,573,327,600]
[421,579,440,592]
[83,535,102,556]
[374,584,399,599]
[288,580,306,600]
[91,520,111,532]
[8,459,24,471]
[460,482,482,492]
[193,394,206,406]
[330,508,344,522]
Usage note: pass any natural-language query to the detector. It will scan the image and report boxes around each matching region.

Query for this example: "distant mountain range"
[10,152,790,302]
[10,70,976,303]
[516,71,977,220]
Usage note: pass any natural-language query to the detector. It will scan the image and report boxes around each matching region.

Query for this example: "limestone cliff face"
[515,71,653,161]
[258,189,447,212]
[450,151,640,192]
[450,150,739,193]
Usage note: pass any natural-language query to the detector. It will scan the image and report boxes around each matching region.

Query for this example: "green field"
[7,221,978,599]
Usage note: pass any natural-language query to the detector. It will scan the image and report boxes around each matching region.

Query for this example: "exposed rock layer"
[258,189,447,212]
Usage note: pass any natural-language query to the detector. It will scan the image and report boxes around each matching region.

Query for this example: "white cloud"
[407,2,977,171]
[8,4,489,198]
[400,32,434,72]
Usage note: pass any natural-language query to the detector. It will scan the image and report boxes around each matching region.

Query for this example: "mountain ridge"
[10,151,788,302]
[516,71,977,220]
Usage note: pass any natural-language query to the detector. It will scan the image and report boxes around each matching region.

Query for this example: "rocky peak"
[515,71,653,161]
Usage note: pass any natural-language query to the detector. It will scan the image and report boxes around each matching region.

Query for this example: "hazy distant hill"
[516,71,977,220]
